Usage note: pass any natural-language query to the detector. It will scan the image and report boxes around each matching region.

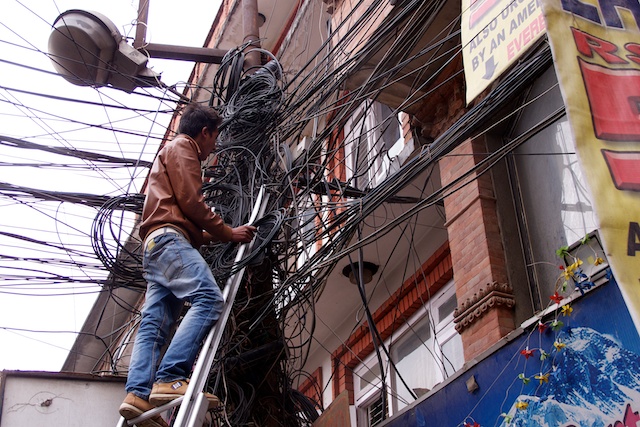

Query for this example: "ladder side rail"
[117,257,252,427]
[117,186,266,427]
[174,187,267,427]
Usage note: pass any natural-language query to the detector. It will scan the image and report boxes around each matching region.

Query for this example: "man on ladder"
[119,103,257,427]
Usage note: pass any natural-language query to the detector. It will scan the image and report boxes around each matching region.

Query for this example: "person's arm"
[203,225,257,244]
[164,138,234,241]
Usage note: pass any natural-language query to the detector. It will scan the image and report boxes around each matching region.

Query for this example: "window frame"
[505,68,600,312]
[343,101,403,190]
[353,280,462,424]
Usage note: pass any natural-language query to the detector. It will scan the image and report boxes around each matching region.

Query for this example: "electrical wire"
[0,0,573,424]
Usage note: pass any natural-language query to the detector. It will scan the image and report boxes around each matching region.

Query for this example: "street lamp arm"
[142,43,228,64]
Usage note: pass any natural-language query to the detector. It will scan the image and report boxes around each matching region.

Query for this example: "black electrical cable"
[0,1,567,424]
[91,193,145,285]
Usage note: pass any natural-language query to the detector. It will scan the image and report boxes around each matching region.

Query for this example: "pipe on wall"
[242,0,262,71]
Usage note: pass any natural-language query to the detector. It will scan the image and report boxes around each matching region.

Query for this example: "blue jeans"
[125,232,224,400]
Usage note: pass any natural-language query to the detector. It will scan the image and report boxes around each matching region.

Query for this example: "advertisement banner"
[461,0,546,104]
[384,281,640,426]
[540,0,640,327]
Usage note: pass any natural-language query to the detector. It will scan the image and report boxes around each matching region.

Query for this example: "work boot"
[119,393,169,427]
[149,379,220,409]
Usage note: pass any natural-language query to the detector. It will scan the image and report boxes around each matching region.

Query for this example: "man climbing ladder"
[119,103,256,427]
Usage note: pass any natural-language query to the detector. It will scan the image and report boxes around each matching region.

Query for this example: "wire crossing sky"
[0,0,219,371]
[0,4,569,414]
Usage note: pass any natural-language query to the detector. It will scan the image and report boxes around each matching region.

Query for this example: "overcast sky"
[0,0,220,372]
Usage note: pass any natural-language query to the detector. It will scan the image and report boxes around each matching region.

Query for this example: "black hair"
[177,104,221,138]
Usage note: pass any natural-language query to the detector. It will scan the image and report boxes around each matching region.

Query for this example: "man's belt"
[144,226,183,250]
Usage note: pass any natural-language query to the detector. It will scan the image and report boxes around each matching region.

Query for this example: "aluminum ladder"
[117,186,267,427]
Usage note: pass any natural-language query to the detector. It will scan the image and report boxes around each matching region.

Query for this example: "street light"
[48,9,229,92]
[48,9,158,92]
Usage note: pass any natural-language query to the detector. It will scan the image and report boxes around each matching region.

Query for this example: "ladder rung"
[125,396,184,426]
[117,186,268,427]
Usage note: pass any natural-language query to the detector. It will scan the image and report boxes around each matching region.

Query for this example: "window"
[365,395,386,427]
[296,198,319,266]
[354,281,463,424]
[390,283,462,412]
[355,357,385,427]
[507,68,599,310]
[343,101,403,190]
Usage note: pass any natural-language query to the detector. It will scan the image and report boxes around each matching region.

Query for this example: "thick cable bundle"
[202,210,285,279]
[91,193,145,285]
[220,72,282,146]
[210,46,246,107]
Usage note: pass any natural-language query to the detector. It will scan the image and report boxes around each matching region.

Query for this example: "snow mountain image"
[500,327,640,427]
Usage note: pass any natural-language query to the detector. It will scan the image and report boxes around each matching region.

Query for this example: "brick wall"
[439,137,516,360]
[298,367,323,409]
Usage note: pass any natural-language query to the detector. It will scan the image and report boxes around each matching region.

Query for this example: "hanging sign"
[461,0,546,104]
[541,0,640,328]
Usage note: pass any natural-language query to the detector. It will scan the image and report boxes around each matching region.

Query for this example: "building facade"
[65,0,640,426]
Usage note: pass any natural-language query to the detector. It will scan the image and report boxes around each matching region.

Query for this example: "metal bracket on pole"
[117,186,268,427]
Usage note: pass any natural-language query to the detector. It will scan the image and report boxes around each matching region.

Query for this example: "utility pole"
[133,0,149,49]
[242,0,262,72]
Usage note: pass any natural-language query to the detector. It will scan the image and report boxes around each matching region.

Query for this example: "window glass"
[441,332,464,377]
[392,318,438,409]
[438,293,457,322]
[358,362,381,393]
[354,282,463,422]
[344,101,403,189]
[511,68,598,303]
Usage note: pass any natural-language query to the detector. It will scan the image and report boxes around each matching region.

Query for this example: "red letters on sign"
[579,59,640,141]
[469,0,500,29]
[602,150,640,191]
[572,27,627,64]
[579,59,640,192]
